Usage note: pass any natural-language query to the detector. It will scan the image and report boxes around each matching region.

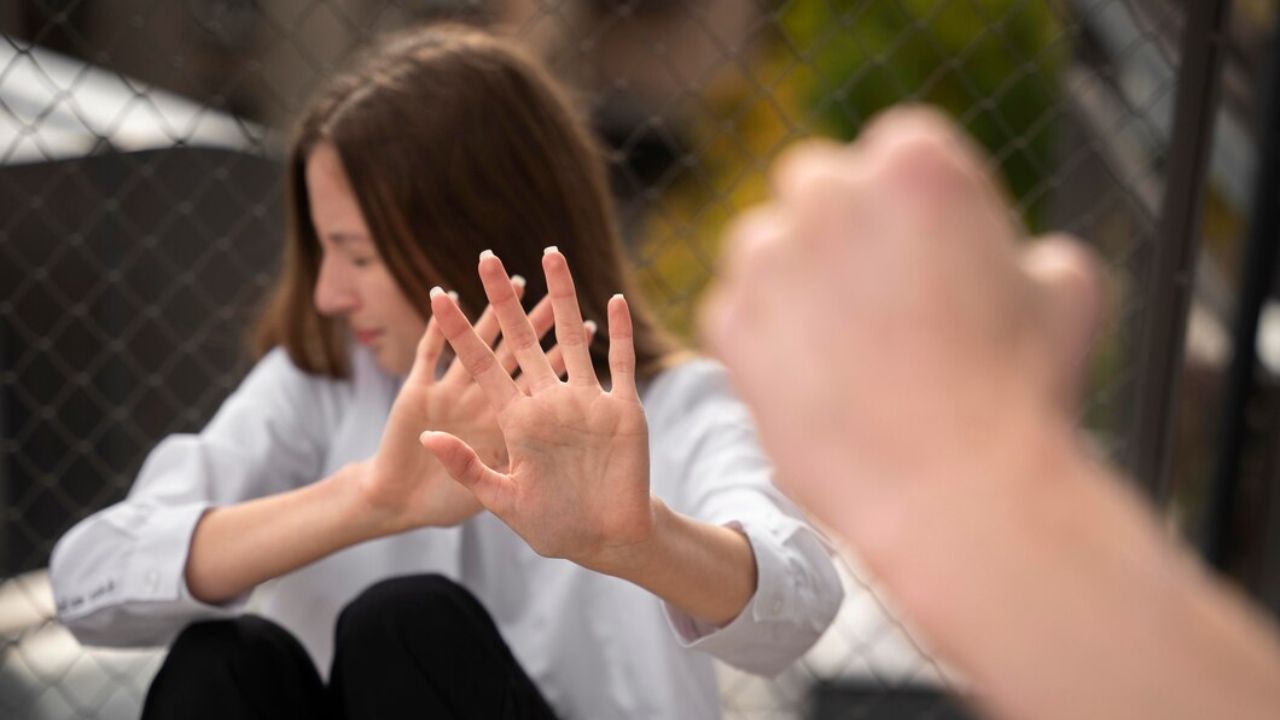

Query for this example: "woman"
[49,24,842,719]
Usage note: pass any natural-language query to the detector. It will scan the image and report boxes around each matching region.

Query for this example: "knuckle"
[468,349,498,376]
[862,104,955,147]
[510,331,541,352]
[773,138,845,193]
[556,329,586,347]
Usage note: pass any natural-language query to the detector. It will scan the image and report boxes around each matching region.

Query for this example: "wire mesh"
[0,0,1211,718]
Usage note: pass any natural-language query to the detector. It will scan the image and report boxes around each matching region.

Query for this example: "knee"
[339,574,473,630]
[336,574,479,652]
[147,616,321,719]
[167,615,299,669]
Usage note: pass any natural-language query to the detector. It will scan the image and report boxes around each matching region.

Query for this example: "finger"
[857,105,980,168]
[430,286,521,411]
[698,282,735,364]
[1020,235,1103,415]
[542,247,597,387]
[770,137,850,202]
[406,316,446,387]
[420,430,511,514]
[543,344,566,386]
[719,204,790,281]
[490,291,555,380]
[858,105,1016,233]
[475,274,526,347]
[445,275,529,385]
[607,294,638,401]
[547,318,596,381]
[700,204,786,361]
[767,144,880,261]
[479,250,558,390]
[516,313,585,393]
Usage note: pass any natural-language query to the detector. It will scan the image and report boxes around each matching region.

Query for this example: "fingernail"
[447,290,459,301]
[511,274,526,288]
[612,293,624,301]
[480,249,495,260]
[543,246,559,256]
[429,286,445,299]
[584,320,597,334]
[419,430,433,444]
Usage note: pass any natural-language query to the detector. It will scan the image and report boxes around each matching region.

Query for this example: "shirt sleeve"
[649,360,844,676]
[48,348,343,647]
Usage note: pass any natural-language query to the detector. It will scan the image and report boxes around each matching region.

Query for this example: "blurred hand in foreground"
[702,106,1099,539]
[701,105,1280,720]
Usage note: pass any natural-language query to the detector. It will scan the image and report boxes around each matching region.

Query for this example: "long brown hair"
[254,23,681,381]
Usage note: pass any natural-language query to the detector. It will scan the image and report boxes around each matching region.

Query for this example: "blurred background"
[1,0,1277,718]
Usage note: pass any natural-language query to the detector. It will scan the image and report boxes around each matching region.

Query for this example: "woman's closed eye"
[350,253,378,269]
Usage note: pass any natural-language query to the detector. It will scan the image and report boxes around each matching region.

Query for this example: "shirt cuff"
[129,502,248,610]
[662,517,839,675]
[54,500,249,647]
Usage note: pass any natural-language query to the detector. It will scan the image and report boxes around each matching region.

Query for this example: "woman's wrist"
[186,464,392,603]
[575,496,668,579]
[585,498,757,626]
[331,460,409,541]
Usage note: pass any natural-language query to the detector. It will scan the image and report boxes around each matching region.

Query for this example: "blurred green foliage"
[636,0,1068,337]
[782,0,1066,223]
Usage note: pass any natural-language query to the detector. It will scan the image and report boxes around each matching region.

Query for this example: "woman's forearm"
[184,463,384,604]
[596,499,757,627]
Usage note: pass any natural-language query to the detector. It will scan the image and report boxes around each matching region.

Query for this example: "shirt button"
[145,570,160,592]
[770,597,783,614]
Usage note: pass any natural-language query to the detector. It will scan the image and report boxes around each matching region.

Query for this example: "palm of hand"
[422,249,656,574]
[420,379,507,471]
[365,363,491,532]
[364,280,565,533]
[498,387,651,564]
[372,372,502,527]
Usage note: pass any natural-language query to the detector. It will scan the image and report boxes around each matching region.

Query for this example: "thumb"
[419,430,510,511]
[1020,234,1103,416]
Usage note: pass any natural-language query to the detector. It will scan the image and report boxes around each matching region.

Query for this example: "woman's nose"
[314,256,359,316]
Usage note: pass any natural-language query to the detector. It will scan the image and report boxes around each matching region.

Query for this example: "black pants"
[141,574,558,720]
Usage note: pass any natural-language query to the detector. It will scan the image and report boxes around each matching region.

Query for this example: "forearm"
[844,425,1280,720]
[185,463,383,604]
[599,499,758,627]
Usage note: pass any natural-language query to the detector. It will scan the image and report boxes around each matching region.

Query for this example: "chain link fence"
[1,0,1268,718]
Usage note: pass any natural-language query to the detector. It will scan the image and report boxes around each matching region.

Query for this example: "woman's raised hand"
[361,277,592,534]
[421,249,655,574]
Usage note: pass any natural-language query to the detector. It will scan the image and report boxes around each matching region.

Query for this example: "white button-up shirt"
[50,347,843,719]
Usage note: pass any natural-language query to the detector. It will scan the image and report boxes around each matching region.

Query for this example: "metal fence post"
[1202,6,1280,572]
[1127,0,1231,499]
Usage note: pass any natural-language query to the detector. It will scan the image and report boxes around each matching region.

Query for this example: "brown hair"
[253,23,682,381]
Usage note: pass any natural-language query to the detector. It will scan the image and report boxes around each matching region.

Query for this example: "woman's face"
[307,142,426,376]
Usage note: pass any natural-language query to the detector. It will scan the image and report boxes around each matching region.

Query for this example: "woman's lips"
[354,329,383,346]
